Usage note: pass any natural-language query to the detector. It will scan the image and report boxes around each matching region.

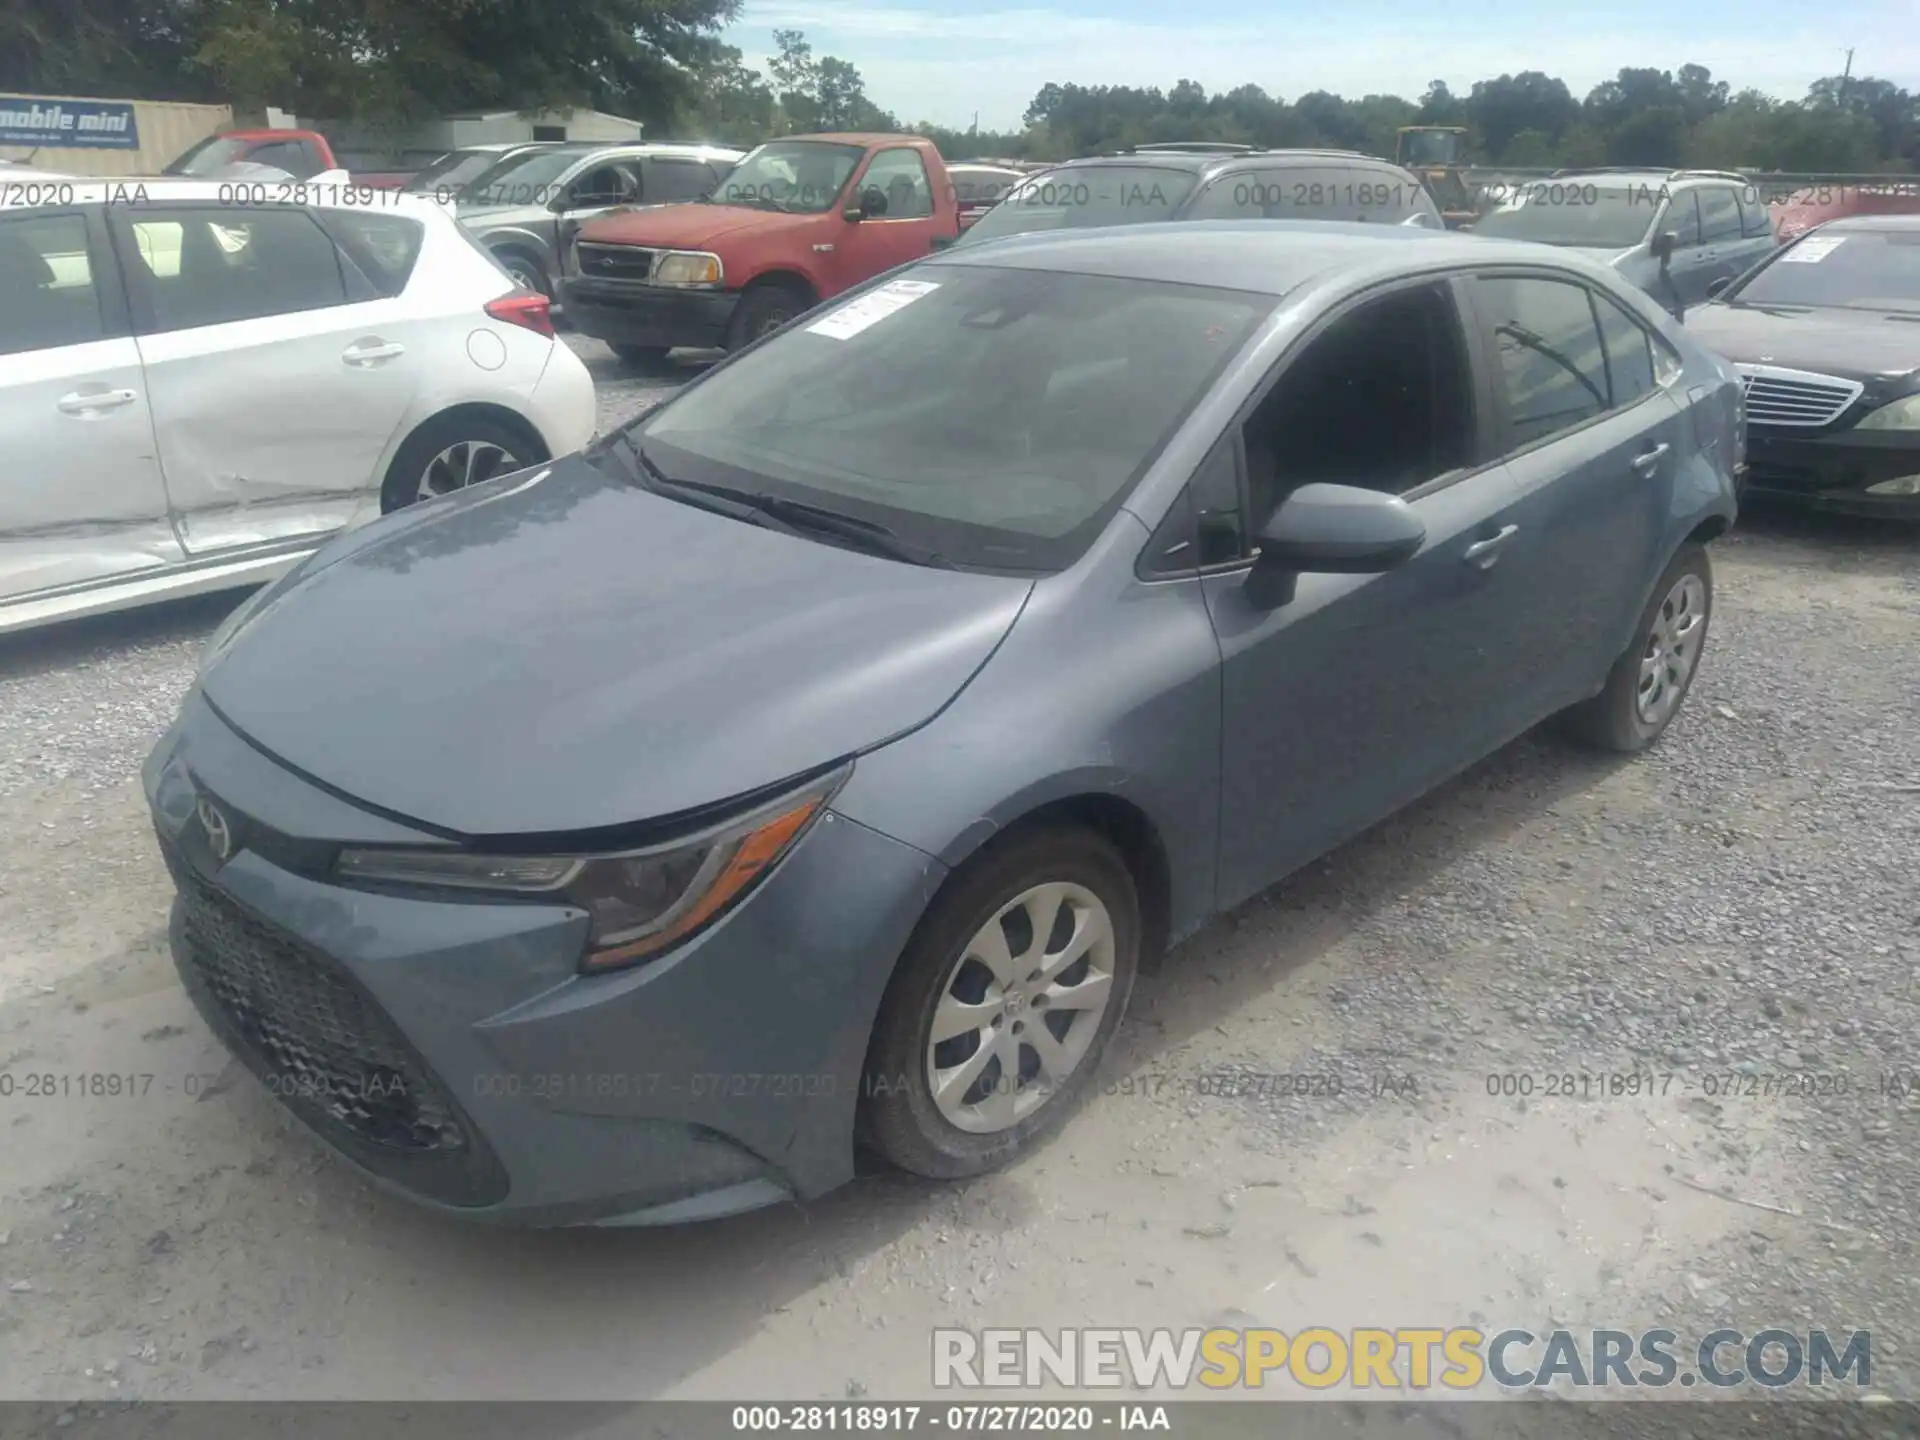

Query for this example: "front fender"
[830,525,1225,949]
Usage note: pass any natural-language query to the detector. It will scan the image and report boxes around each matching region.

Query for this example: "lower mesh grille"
[162,839,467,1155]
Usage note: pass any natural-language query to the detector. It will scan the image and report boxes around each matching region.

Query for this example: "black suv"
[954,143,1443,247]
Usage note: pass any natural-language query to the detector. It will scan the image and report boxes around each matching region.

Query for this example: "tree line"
[5,0,1914,174]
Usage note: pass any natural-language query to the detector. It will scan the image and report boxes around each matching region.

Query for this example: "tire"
[1557,542,1714,753]
[379,413,541,515]
[494,248,549,297]
[610,343,671,367]
[859,823,1140,1180]
[725,281,813,351]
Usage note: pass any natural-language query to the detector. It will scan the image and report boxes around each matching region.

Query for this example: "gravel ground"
[0,350,1916,1424]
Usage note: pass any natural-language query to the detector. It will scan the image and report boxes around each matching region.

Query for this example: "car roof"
[935,219,1593,295]
[1035,150,1412,179]
[1821,213,1920,232]
[773,133,927,147]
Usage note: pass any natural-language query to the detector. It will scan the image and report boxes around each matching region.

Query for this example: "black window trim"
[0,204,132,355]
[1457,264,1669,464]
[104,200,386,336]
[1134,266,1496,582]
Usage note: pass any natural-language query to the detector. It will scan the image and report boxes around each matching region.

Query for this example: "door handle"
[342,339,405,365]
[1632,442,1671,474]
[1462,524,1519,569]
[57,388,137,415]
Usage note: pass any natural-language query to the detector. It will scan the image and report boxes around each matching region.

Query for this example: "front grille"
[1736,363,1863,429]
[161,839,467,1156]
[575,243,657,281]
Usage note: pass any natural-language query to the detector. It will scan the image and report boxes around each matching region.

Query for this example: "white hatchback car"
[1,179,595,634]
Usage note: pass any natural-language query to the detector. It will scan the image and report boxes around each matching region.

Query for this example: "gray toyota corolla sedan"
[145,222,1741,1227]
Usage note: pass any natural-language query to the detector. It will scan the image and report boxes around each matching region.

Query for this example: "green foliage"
[8,7,1917,178]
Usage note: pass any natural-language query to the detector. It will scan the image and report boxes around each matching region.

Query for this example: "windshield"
[960,166,1198,243]
[1401,131,1459,166]
[164,136,253,177]
[1469,185,1658,249]
[457,148,590,207]
[713,142,865,213]
[633,264,1272,571]
[1728,229,1920,311]
[406,148,513,193]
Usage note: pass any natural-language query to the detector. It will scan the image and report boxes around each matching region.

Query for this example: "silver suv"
[1470,168,1777,316]
[454,141,743,296]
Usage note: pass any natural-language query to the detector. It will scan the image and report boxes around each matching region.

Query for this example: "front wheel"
[859,824,1139,1179]
[724,282,813,351]
[1557,543,1713,752]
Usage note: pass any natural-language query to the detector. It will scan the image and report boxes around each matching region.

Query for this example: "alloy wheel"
[926,882,1117,1135]
[416,440,523,504]
[1635,572,1707,726]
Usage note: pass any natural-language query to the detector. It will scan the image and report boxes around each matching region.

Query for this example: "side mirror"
[1705,274,1732,299]
[1243,484,1426,609]
[1650,230,1677,265]
[844,187,886,222]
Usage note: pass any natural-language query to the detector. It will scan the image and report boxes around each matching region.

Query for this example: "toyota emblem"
[196,798,233,861]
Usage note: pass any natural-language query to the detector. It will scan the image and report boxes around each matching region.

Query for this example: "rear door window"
[1185,165,1434,223]
[0,212,107,356]
[1736,189,1773,238]
[647,158,719,202]
[1697,186,1742,244]
[1475,275,1610,449]
[118,206,359,332]
[1659,190,1703,247]
[1593,291,1657,407]
[316,211,425,296]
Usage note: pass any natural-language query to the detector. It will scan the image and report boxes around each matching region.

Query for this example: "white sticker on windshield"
[1781,235,1847,263]
[806,279,941,339]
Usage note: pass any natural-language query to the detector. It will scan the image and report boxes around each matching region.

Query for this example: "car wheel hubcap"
[508,260,543,292]
[926,882,1116,1135]
[1635,573,1707,725]
[416,441,521,504]
[757,308,791,337]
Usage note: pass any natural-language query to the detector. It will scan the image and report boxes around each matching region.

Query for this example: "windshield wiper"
[603,435,952,567]
[754,494,954,568]
[599,433,762,518]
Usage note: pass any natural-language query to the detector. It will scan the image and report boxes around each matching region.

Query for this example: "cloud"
[725,1,1920,130]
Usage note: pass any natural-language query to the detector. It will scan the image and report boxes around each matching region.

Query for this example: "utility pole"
[1838,47,1854,105]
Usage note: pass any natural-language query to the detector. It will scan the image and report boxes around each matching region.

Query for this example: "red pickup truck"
[161,128,420,188]
[558,133,961,363]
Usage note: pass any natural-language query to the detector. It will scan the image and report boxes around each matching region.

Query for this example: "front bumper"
[1743,427,1920,518]
[143,693,945,1226]
[557,276,739,350]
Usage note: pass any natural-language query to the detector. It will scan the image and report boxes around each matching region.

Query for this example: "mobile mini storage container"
[0,94,234,176]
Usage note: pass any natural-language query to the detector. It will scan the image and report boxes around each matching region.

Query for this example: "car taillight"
[485,292,554,338]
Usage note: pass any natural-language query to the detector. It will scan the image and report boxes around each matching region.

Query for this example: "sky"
[722,0,1920,133]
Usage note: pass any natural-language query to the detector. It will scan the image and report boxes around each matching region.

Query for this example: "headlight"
[335,765,847,973]
[652,250,723,287]
[1855,394,1920,431]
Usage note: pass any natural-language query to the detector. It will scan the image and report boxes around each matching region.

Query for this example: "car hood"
[1681,303,1920,383]
[200,455,1033,838]
[577,202,822,250]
